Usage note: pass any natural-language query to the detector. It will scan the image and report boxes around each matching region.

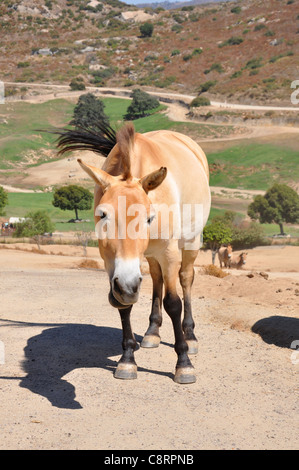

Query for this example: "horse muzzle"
[109,275,142,308]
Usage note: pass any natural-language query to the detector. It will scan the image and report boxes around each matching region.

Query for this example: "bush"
[231,223,269,250]
[219,36,243,47]
[0,186,8,216]
[245,57,263,69]
[198,80,217,93]
[231,6,241,13]
[13,210,55,245]
[69,77,85,91]
[190,96,211,107]
[140,22,154,37]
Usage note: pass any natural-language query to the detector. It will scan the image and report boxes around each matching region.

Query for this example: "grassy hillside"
[0,0,298,103]
[207,142,299,190]
[0,96,236,171]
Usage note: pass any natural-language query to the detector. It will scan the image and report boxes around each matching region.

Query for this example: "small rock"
[259,272,269,280]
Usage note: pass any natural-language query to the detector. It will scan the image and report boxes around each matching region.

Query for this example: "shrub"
[254,23,266,32]
[13,210,55,248]
[192,48,203,56]
[219,36,243,47]
[231,223,268,250]
[197,80,217,93]
[69,77,85,91]
[140,22,154,37]
[231,6,241,14]
[190,96,211,107]
[231,70,242,79]
[171,24,183,33]
[0,186,8,216]
[245,57,263,69]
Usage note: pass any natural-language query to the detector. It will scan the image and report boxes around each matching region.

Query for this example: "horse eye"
[99,211,107,220]
[147,215,155,225]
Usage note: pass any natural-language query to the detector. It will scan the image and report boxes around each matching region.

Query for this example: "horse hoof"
[186,340,198,355]
[114,363,137,380]
[174,367,196,384]
[141,335,160,349]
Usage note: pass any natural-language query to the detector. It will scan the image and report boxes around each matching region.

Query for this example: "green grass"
[6,192,95,233]
[0,99,74,169]
[207,142,299,190]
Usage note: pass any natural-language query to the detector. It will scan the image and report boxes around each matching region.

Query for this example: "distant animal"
[230,252,248,269]
[218,244,233,268]
[55,121,211,384]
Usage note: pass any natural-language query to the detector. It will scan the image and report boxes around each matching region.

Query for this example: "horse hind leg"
[179,248,199,355]
[160,245,196,384]
[141,257,163,349]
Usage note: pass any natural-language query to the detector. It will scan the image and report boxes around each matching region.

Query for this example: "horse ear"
[77,159,115,189]
[140,167,167,194]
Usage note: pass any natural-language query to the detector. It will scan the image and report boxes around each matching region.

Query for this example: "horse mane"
[116,122,135,180]
[53,121,117,158]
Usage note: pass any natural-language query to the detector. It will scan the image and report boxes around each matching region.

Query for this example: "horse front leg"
[141,257,163,349]
[114,306,138,380]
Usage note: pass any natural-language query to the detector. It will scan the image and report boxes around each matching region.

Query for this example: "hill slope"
[0,0,298,104]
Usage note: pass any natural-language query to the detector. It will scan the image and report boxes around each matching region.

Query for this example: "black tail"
[42,122,117,158]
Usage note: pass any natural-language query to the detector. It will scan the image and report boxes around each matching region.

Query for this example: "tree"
[124,89,159,120]
[139,22,154,38]
[0,186,8,216]
[248,183,299,235]
[70,93,110,131]
[13,210,55,248]
[52,185,93,221]
[203,219,232,264]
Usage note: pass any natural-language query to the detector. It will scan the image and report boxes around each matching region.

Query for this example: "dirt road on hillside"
[0,246,298,450]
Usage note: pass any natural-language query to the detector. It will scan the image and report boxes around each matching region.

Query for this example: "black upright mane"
[46,122,117,158]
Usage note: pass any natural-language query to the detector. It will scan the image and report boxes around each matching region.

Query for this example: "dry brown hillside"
[1,0,299,104]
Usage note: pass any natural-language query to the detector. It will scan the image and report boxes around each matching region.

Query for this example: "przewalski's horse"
[56,122,211,384]
[218,244,233,268]
[230,252,248,269]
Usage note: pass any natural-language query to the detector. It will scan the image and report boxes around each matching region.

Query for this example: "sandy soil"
[0,244,298,450]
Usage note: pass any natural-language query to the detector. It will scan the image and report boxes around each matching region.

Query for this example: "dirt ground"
[0,244,298,450]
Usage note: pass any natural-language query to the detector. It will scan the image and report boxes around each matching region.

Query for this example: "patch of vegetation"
[190,96,211,107]
[219,36,243,48]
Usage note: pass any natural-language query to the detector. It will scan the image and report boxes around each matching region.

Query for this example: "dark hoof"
[114,363,137,380]
[174,367,196,384]
[186,340,198,355]
[141,335,160,349]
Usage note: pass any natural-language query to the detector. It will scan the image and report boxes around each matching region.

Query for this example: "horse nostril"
[113,277,123,295]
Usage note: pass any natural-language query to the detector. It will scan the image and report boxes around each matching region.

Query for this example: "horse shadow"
[17,322,143,410]
[251,316,299,349]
